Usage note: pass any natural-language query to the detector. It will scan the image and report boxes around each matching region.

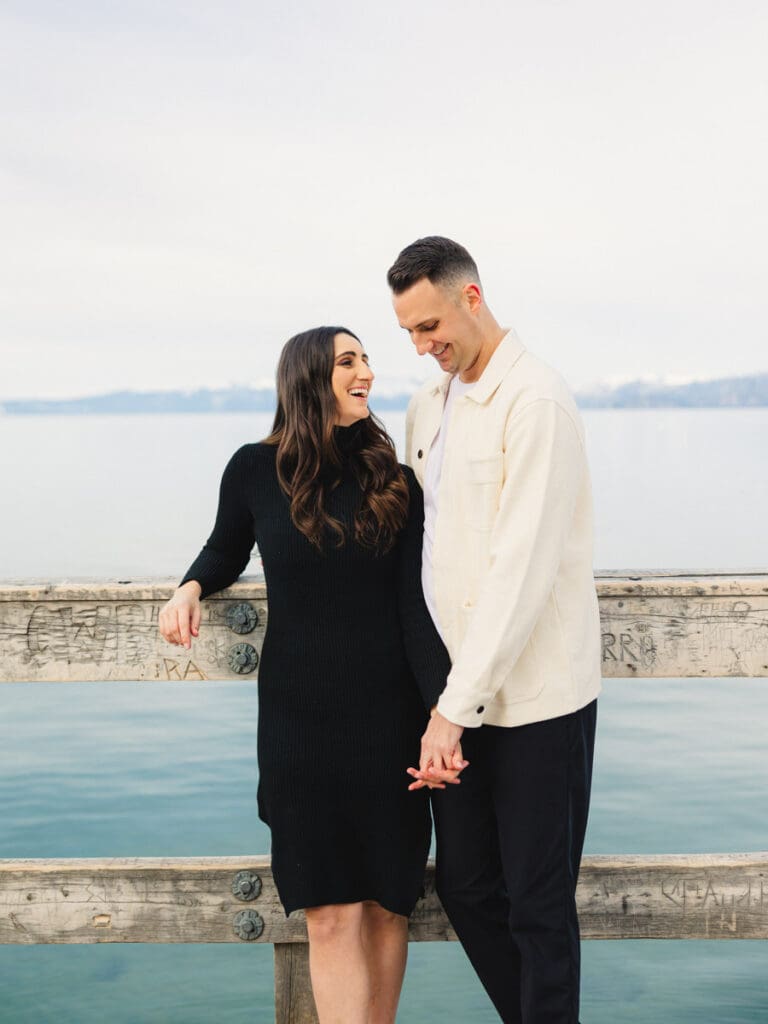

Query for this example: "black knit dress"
[181,422,450,917]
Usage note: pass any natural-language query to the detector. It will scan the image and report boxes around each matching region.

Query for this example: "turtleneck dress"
[180,422,451,917]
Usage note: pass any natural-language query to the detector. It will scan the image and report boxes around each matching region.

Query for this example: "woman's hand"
[407,717,469,792]
[406,764,463,791]
[158,581,202,650]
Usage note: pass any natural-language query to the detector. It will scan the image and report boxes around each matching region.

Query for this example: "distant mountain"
[3,373,768,414]
[0,387,277,415]
[576,373,768,409]
[0,385,416,415]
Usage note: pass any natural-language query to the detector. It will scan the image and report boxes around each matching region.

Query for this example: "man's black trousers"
[431,699,597,1024]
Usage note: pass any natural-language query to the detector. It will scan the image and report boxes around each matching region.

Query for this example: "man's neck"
[459,320,507,383]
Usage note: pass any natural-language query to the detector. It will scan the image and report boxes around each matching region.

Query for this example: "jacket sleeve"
[179,446,256,599]
[436,399,584,727]
[396,466,452,711]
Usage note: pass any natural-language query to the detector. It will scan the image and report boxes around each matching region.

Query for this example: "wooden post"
[274,943,317,1024]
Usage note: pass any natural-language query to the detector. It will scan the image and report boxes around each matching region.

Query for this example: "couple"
[159,236,601,1024]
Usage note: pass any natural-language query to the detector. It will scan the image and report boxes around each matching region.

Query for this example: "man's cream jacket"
[406,330,602,728]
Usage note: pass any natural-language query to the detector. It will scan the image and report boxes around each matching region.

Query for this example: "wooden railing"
[2,572,767,1021]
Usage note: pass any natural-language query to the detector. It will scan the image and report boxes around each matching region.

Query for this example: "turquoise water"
[1,679,767,1022]
[1,410,768,1021]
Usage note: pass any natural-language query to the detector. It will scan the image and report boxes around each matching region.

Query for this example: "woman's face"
[331,333,374,427]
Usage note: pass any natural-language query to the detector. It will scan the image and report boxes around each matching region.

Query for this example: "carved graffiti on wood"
[599,594,768,676]
[26,605,115,665]
[4,599,266,681]
[160,658,207,681]
[25,604,158,667]
[661,875,766,912]
[116,605,157,664]
[601,626,657,668]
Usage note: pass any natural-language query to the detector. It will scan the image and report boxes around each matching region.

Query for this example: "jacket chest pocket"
[465,455,503,531]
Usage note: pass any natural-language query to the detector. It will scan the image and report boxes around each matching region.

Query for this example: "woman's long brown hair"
[263,326,409,552]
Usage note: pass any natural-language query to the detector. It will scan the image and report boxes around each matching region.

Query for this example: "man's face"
[392,277,482,379]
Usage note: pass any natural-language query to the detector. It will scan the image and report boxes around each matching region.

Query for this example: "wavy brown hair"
[263,326,409,552]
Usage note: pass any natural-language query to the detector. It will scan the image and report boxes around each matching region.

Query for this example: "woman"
[159,326,451,1023]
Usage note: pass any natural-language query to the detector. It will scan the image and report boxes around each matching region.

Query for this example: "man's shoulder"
[499,349,580,422]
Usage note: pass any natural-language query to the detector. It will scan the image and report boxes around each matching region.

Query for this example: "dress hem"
[282,891,421,920]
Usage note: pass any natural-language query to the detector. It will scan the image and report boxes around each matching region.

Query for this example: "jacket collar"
[426,329,526,404]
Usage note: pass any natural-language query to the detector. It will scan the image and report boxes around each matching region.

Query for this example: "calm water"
[1,409,767,1022]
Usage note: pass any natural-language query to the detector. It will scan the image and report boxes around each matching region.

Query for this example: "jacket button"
[417,449,423,459]
[476,705,485,714]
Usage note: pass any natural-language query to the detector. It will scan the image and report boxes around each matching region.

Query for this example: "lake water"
[1,409,767,1023]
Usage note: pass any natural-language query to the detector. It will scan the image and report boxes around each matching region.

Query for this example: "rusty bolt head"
[233,909,264,941]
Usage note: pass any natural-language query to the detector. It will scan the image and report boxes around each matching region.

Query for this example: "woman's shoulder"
[220,441,278,481]
[398,462,419,487]
[397,463,425,505]
[228,440,278,463]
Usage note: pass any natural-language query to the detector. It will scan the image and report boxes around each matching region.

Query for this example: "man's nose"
[413,336,433,356]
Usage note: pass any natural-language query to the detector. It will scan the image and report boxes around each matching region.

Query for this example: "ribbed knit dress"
[181,422,450,917]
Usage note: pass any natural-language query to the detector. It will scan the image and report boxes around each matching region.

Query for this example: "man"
[387,236,601,1024]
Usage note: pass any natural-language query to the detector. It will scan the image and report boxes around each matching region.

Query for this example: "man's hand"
[407,710,468,791]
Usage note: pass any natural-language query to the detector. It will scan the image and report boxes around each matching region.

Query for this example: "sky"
[2,0,766,399]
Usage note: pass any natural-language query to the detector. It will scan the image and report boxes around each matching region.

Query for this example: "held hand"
[158,581,202,650]
[406,712,468,791]
[406,750,465,791]
[406,773,453,791]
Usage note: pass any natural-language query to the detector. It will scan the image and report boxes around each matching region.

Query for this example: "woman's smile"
[332,333,374,425]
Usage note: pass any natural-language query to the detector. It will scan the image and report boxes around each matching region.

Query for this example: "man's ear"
[463,282,483,313]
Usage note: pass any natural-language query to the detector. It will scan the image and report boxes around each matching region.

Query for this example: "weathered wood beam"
[1,573,767,682]
[1,854,766,944]
[577,852,768,939]
[597,572,768,678]
[0,580,269,683]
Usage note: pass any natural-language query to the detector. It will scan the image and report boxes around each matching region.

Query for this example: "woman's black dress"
[181,423,450,916]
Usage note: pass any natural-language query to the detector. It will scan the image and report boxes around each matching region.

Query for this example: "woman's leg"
[304,900,409,1023]
[305,902,369,1024]
[361,901,409,1024]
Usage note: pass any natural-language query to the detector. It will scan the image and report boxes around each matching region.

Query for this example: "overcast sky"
[2,0,766,399]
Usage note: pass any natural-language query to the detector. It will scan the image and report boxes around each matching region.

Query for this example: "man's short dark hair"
[386,236,480,295]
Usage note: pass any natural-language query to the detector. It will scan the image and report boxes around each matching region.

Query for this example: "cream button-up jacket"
[406,330,602,728]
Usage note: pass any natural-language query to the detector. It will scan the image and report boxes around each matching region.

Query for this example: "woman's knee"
[305,902,364,943]
[362,900,406,932]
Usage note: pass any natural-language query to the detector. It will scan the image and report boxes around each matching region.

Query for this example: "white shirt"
[422,374,475,639]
